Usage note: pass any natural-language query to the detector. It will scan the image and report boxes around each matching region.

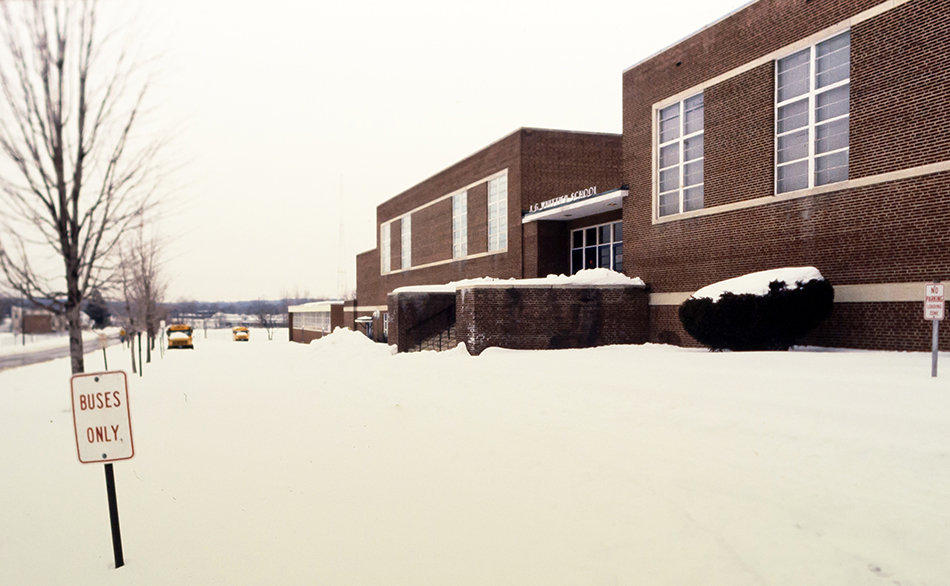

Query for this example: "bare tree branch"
[0,1,168,374]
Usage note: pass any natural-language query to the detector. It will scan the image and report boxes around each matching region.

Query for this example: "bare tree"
[252,299,277,341]
[0,1,164,374]
[118,227,166,366]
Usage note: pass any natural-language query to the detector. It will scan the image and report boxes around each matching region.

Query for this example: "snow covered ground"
[2,328,949,585]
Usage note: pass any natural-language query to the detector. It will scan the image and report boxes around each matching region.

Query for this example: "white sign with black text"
[924,283,945,321]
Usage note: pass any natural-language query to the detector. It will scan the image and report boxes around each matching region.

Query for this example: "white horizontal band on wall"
[381,249,507,275]
[649,282,937,305]
[345,306,388,312]
[653,159,950,225]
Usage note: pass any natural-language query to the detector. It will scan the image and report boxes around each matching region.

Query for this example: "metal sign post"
[924,282,944,377]
[99,334,109,370]
[70,371,134,568]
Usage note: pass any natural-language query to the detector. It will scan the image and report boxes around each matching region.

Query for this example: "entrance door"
[571,221,623,274]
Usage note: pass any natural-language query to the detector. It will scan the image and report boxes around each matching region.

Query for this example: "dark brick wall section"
[631,171,950,295]
[851,0,950,178]
[356,249,382,308]
[804,301,950,351]
[704,62,775,208]
[523,220,571,278]
[468,182,489,256]
[291,328,325,344]
[388,292,457,353]
[412,199,453,267]
[331,304,344,331]
[520,129,623,209]
[456,285,649,356]
[391,219,403,272]
[378,132,520,223]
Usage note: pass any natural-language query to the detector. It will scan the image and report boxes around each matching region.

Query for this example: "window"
[383,313,389,337]
[401,216,411,269]
[571,221,623,274]
[488,174,507,251]
[657,93,704,217]
[380,222,390,274]
[296,311,330,332]
[776,30,850,193]
[452,191,467,259]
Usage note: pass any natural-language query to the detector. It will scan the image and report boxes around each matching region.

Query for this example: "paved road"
[0,334,123,371]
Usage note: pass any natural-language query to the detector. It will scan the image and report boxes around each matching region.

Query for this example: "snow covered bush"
[678,267,834,351]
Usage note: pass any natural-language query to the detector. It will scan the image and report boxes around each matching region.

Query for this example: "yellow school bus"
[232,326,249,342]
[167,324,194,349]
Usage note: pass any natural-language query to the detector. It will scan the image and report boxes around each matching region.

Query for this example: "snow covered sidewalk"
[1,328,948,585]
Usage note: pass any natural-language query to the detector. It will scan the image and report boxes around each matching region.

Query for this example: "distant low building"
[288,301,345,344]
[11,306,66,334]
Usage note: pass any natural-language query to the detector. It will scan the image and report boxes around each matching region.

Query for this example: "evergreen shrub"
[678,278,834,351]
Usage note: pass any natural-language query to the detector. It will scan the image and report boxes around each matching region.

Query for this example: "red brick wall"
[520,129,622,209]
[390,219,403,272]
[804,301,950,351]
[623,0,950,350]
[467,181,489,256]
[851,0,950,178]
[356,249,382,307]
[291,328,325,344]
[411,199,452,267]
[372,131,522,298]
[703,62,775,208]
[631,171,950,294]
[456,286,649,356]
[522,220,572,279]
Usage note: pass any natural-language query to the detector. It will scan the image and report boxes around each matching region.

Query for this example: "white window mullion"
[679,113,685,214]
[807,45,815,189]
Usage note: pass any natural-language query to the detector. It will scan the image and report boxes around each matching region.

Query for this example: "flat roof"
[288,300,344,313]
[377,127,622,211]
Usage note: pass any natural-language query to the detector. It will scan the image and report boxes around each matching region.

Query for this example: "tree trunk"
[66,254,85,374]
[130,333,137,374]
[67,301,85,375]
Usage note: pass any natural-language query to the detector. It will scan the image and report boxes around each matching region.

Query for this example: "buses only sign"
[70,371,134,463]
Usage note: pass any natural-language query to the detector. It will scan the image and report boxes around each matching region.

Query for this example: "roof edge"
[378,127,622,211]
[622,0,760,74]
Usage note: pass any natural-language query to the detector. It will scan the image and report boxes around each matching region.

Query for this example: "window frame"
[380,221,391,274]
[487,174,508,252]
[400,215,411,269]
[774,29,850,194]
[655,92,704,219]
[570,221,623,275]
[452,190,468,259]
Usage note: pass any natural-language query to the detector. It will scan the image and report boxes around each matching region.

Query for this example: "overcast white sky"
[121,0,751,302]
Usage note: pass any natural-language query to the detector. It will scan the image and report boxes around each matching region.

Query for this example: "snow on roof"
[288,300,344,313]
[393,268,646,294]
[691,267,824,301]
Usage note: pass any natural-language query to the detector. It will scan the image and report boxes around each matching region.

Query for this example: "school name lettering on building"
[528,186,597,213]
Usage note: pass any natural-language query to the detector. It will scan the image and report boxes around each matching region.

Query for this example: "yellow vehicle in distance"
[232,326,250,342]
[167,324,194,349]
